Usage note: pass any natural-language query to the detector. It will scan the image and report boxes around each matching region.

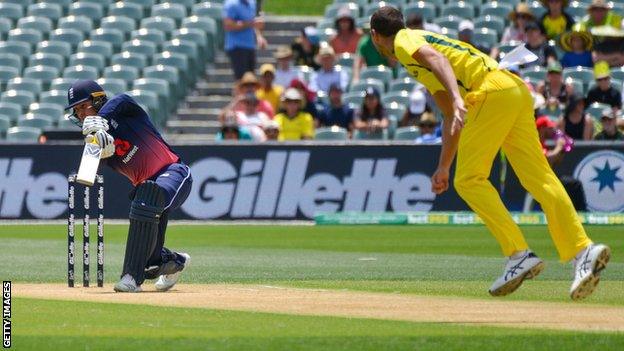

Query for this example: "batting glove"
[82,115,109,135]
[85,130,115,159]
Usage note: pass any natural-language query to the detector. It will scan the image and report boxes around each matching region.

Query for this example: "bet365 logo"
[114,139,132,156]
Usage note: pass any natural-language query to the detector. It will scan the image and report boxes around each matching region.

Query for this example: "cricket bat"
[76,137,102,186]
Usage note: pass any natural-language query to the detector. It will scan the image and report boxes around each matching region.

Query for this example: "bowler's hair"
[370,6,405,37]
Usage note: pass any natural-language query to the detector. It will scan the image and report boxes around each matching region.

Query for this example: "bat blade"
[76,140,102,186]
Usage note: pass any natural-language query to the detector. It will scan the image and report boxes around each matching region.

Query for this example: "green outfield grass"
[2,224,623,350]
[263,0,332,16]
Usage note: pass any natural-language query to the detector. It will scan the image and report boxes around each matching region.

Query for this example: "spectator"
[257,63,284,112]
[352,21,396,83]
[502,3,535,43]
[219,72,274,123]
[274,88,314,140]
[457,20,490,54]
[591,26,624,66]
[558,93,594,140]
[400,86,428,127]
[329,6,363,54]
[235,92,271,141]
[353,87,389,134]
[223,0,267,80]
[594,108,624,140]
[289,78,319,119]
[414,112,441,144]
[216,113,253,141]
[586,61,622,110]
[263,120,280,140]
[523,21,558,68]
[560,24,594,68]
[538,0,575,40]
[273,45,303,87]
[536,61,575,104]
[292,26,320,70]
[318,83,353,131]
[309,45,349,94]
[581,0,622,31]
[405,13,441,33]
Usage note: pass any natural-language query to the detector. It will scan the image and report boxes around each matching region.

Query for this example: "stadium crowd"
[219,0,624,142]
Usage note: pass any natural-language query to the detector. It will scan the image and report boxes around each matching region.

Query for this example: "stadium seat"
[394,126,422,140]
[529,0,547,19]
[314,126,349,140]
[521,66,547,82]
[404,2,437,21]
[133,78,171,113]
[111,51,148,71]
[191,2,223,47]
[5,126,42,143]
[26,3,63,23]
[44,0,73,12]
[152,51,190,86]
[0,66,19,87]
[29,53,65,72]
[141,16,177,37]
[108,2,143,21]
[441,2,475,18]
[353,129,388,140]
[0,42,31,63]
[433,15,464,31]
[143,64,182,99]
[316,18,333,31]
[565,78,585,96]
[0,3,24,24]
[89,28,125,52]
[69,2,105,25]
[611,67,624,82]
[103,65,140,84]
[181,15,217,47]
[389,78,417,93]
[563,66,594,88]
[130,28,166,47]
[342,91,366,109]
[350,78,385,94]
[49,29,85,50]
[360,65,393,87]
[474,15,506,35]
[151,3,187,27]
[567,2,588,19]
[39,90,67,106]
[57,115,79,129]
[122,39,158,57]
[16,16,54,35]
[127,89,162,125]
[37,41,73,59]
[1,90,36,112]
[77,40,114,61]
[337,53,354,68]
[69,52,106,73]
[101,16,137,40]
[381,91,410,107]
[472,28,499,49]
[18,113,54,129]
[0,102,21,124]
[63,65,99,81]
[172,27,211,62]
[7,78,42,97]
[58,16,95,35]
[126,0,156,12]
[7,29,44,49]
[324,3,360,20]
[0,17,12,39]
[0,54,22,73]
[50,78,75,92]
[29,102,65,122]
[364,2,401,18]
[23,66,60,90]
[480,2,514,19]
[162,39,200,76]
[0,115,10,138]
[164,0,195,12]
[586,102,611,120]
[96,77,127,96]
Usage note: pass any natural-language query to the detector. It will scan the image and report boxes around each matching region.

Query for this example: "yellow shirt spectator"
[274,111,314,140]
[393,28,498,97]
[257,85,284,112]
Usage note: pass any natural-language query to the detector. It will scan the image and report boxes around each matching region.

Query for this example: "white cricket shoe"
[155,253,191,292]
[489,251,545,296]
[113,274,142,293]
[570,244,611,300]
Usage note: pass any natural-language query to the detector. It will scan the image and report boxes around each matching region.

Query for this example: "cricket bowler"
[66,80,193,293]
[370,7,610,300]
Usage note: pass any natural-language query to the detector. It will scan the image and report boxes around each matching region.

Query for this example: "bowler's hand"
[431,167,450,194]
[451,98,467,136]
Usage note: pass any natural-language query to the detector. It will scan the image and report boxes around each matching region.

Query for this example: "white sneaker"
[489,251,545,296]
[113,274,142,293]
[570,244,611,300]
[155,253,190,292]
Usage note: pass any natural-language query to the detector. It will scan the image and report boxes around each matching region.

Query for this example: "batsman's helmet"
[65,80,107,111]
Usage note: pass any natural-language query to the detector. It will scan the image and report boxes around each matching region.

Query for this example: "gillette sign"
[182,151,435,219]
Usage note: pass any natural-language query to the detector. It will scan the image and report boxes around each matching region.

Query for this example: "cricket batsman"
[65,80,193,293]
[370,7,610,300]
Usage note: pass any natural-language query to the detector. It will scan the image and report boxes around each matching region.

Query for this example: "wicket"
[68,173,104,288]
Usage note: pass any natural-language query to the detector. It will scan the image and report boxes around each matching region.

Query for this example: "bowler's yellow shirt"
[274,111,314,140]
[393,29,498,97]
